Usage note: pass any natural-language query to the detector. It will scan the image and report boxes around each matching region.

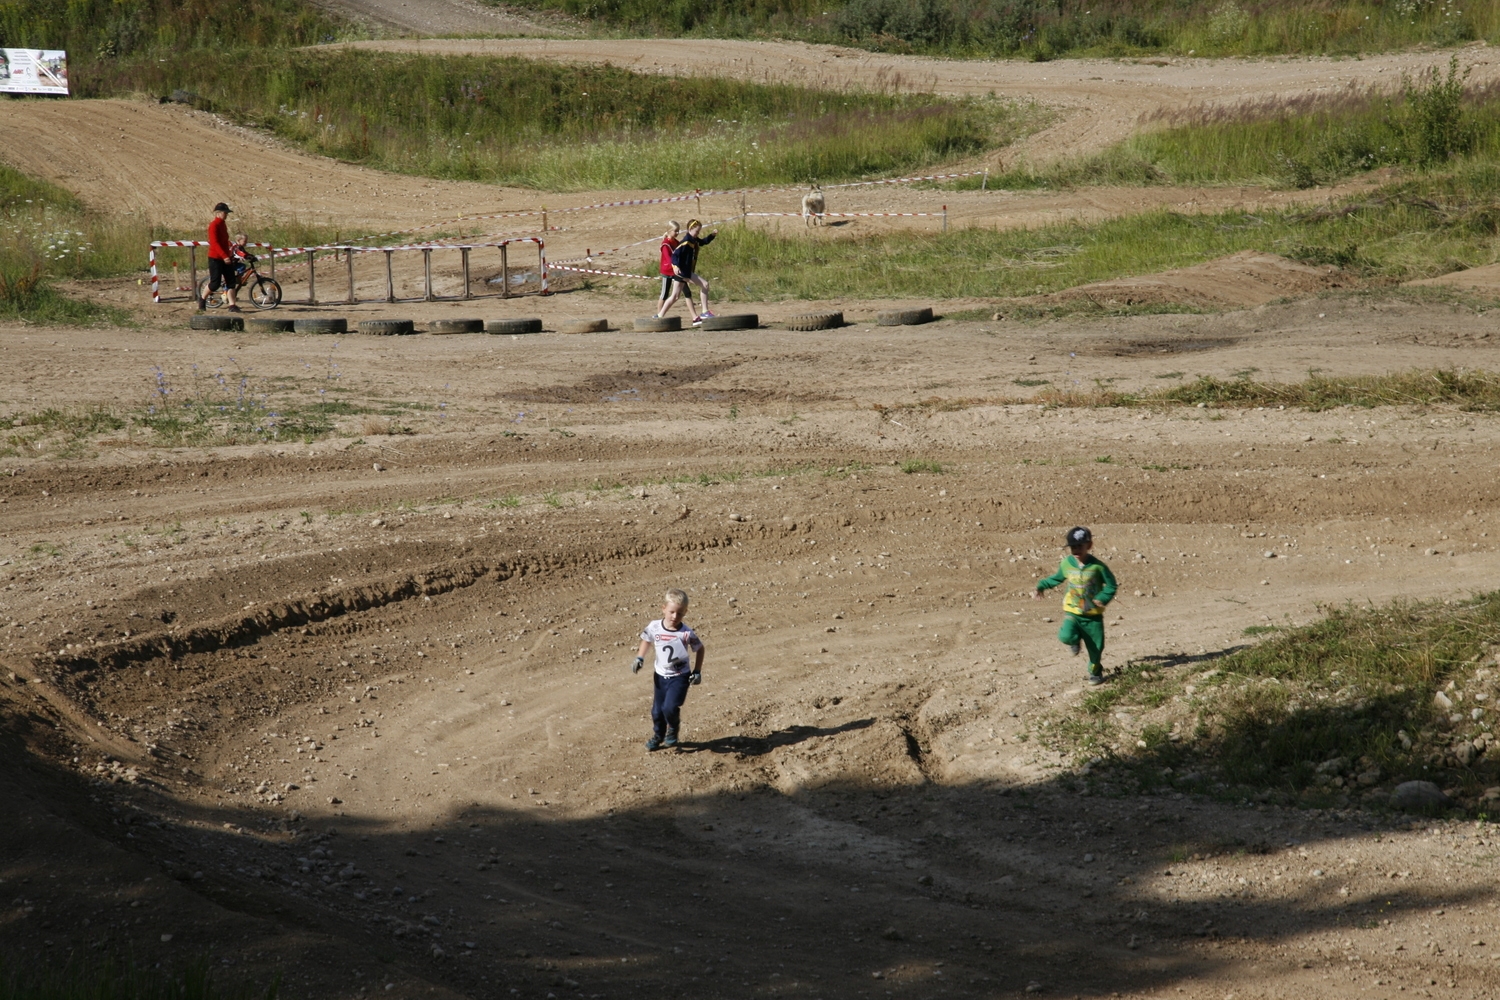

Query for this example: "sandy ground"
[327,38,1500,163]
[3,295,1500,1000]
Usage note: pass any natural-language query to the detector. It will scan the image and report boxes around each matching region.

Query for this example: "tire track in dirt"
[6,303,1500,999]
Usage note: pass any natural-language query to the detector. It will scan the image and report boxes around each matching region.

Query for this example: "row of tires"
[187,316,543,335]
[187,307,935,335]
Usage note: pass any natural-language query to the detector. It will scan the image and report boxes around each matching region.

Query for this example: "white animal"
[801,184,826,226]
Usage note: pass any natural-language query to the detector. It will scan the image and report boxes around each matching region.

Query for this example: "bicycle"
[198,252,282,310]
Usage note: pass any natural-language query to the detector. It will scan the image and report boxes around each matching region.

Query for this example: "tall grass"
[1008,57,1495,190]
[505,0,1500,58]
[87,51,1026,190]
[704,163,1500,300]
[1152,369,1500,410]
[0,0,347,60]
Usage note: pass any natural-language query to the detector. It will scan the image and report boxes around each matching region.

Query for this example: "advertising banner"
[0,49,69,96]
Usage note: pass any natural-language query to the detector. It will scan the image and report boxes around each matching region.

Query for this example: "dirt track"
[4,297,1500,999]
[0,94,1374,279]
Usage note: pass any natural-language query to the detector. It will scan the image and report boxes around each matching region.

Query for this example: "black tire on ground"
[486,318,543,334]
[876,307,934,326]
[783,310,843,331]
[559,318,609,334]
[358,319,416,336]
[189,314,243,332]
[293,318,348,334]
[427,318,484,335]
[246,318,295,333]
[633,316,681,332]
[701,313,758,331]
[250,278,282,309]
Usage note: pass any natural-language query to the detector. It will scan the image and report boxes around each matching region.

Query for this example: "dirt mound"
[1019,250,1351,311]
[1406,261,1500,295]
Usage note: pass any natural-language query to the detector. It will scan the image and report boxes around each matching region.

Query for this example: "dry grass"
[874,369,1500,414]
[1039,593,1500,813]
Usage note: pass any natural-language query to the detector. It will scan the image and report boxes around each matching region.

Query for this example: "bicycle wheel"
[250,277,282,310]
[196,277,224,309]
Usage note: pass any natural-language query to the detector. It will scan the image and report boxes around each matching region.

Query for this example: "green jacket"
[1037,554,1117,617]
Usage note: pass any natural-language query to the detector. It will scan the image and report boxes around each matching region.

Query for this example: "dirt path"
[2,298,1500,999]
[329,38,1500,162]
[310,0,559,37]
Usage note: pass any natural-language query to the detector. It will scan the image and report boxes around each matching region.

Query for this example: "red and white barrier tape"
[278,170,991,247]
[746,211,946,218]
[549,264,655,281]
[151,238,548,302]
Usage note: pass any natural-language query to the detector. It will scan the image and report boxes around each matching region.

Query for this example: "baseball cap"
[213,202,232,213]
[1066,526,1092,546]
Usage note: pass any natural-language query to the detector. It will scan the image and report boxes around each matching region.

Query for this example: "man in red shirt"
[200,202,239,312]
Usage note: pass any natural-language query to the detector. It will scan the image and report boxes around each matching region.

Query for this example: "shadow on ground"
[3,703,1489,1000]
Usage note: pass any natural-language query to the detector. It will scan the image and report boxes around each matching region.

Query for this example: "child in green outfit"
[1033,526,1118,685]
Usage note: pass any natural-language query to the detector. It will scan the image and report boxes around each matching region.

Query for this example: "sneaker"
[1068,641,1082,657]
[662,730,679,749]
[699,310,715,320]
[1087,670,1105,686]
[646,735,663,751]
[226,305,242,313]
[691,315,704,327]
[197,299,207,312]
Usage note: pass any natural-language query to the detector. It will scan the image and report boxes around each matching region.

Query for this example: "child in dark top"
[655,219,715,325]
[632,588,705,750]
[1033,526,1118,685]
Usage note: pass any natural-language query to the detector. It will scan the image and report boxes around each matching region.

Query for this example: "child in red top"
[655,221,680,318]
[229,232,261,282]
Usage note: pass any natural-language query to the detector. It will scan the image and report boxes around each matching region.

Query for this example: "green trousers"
[1058,613,1105,671]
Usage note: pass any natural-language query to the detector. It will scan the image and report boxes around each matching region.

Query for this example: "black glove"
[632,656,644,674]
[690,671,702,685]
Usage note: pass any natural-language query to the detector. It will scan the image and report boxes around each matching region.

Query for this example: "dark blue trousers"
[651,672,692,737]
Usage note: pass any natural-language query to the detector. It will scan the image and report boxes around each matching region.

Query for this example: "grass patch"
[0,353,458,454]
[1017,57,1495,190]
[871,367,1500,416]
[90,50,1036,190]
[1152,368,1500,411]
[1039,593,1500,811]
[709,161,1500,301]
[899,458,944,473]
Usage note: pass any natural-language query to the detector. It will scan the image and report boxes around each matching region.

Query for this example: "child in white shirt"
[633,588,705,751]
